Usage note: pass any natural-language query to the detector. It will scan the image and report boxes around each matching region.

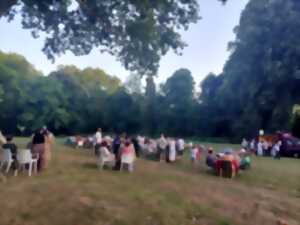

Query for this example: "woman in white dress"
[168,139,176,162]
[257,141,263,156]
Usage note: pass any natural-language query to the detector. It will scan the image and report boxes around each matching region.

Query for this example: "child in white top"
[190,145,199,166]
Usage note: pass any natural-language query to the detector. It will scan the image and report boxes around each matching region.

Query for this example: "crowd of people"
[89,131,190,172]
[241,138,282,159]
[0,127,54,175]
[1,126,254,178]
[70,129,252,177]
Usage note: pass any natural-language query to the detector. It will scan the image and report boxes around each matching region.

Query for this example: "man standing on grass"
[157,134,168,161]
[177,138,185,158]
[94,128,102,156]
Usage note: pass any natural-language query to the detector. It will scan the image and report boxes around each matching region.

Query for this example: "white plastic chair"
[97,147,115,170]
[15,149,38,176]
[0,149,14,173]
[120,154,135,171]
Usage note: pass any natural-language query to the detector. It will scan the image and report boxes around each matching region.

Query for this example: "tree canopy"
[0,0,230,75]
[1,0,201,75]
[198,0,300,139]
[2,0,300,142]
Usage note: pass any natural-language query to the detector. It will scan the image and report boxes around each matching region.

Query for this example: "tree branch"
[0,0,18,17]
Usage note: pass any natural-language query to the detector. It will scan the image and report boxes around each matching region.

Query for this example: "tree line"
[1,0,300,141]
[0,51,201,138]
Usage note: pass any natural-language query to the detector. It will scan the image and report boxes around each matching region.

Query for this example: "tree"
[124,73,143,95]
[162,68,196,136]
[1,0,202,75]
[0,51,41,134]
[105,89,141,134]
[199,0,300,139]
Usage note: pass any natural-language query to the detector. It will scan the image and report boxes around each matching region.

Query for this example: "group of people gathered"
[0,127,54,175]
[205,147,251,177]
[88,130,188,172]
[1,126,253,178]
[241,138,282,159]
[84,129,252,177]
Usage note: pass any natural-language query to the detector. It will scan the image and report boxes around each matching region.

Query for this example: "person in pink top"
[120,141,136,172]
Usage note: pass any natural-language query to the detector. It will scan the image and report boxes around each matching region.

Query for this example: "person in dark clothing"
[32,130,45,145]
[2,136,18,170]
[165,144,170,163]
[132,137,140,158]
[112,135,121,170]
[31,129,46,171]
[206,148,216,169]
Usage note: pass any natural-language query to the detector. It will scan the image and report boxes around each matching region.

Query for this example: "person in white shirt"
[168,139,176,162]
[250,139,255,153]
[157,134,168,161]
[93,128,102,155]
[241,138,248,149]
[272,141,282,159]
[177,138,185,158]
[257,141,263,156]
[94,128,102,145]
[190,144,199,166]
[98,141,115,169]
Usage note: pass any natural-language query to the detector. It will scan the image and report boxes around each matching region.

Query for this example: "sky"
[0,0,249,85]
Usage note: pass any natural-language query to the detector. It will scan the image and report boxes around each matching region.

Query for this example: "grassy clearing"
[0,138,299,225]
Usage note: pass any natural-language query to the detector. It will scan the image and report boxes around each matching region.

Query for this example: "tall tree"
[199,0,300,139]
[162,68,195,136]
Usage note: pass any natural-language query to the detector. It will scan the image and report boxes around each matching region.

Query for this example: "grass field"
[0,138,299,225]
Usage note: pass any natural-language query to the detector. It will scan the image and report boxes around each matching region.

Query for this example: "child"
[190,144,199,166]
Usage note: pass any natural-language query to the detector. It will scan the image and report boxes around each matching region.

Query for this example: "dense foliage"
[1,0,300,141]
[0,51,200,136]
[0,0,201,75]
[198,0,300,140]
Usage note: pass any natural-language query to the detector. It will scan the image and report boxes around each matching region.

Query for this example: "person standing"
[131,136,140,158]
[177,138,185,158]
[41,126,54,169]
[112,134,122,170]
[168,139,176,162]
[94,128,102,156]
[250,139,256,154]
[206,147,216,169]
[120,141,136,172]
[273,141,282,160]
[241,138,248,150]
[190,144,199,167]
[257,141,263,156]
[158,134,168,161]
[94,128,102,145]
[31,129,46,171]
[262,140,269,156]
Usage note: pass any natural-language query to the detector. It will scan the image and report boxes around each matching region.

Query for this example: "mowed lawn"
[0,138,299,225]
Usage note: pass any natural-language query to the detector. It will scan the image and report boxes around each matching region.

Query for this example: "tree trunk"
[145,75,157,135]
[0,0,18,17]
